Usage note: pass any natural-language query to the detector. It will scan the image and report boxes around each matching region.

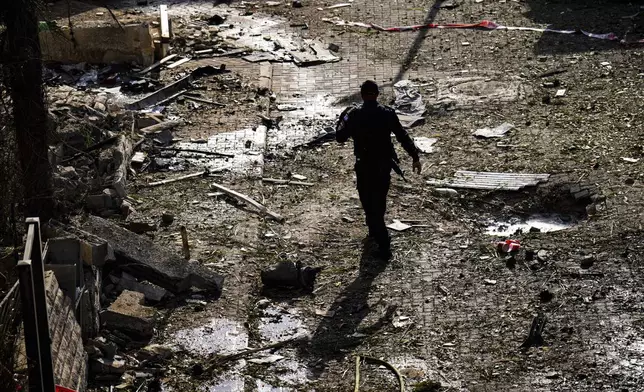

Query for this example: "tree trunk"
[4,0,54,220]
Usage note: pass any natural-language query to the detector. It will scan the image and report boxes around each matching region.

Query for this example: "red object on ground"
[497,239,521,253]
[56,386,77,392]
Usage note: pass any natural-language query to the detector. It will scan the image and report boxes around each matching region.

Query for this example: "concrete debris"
[124,214,157,234]
[473,123,514,138]
[387,219,412,231]
[433,188,459,198]
[427,171,550,191]
[137,344,175,362]
[79,215,224,295]
[89,337,119,359]
[90,357,127,374]
[40,23,155,66]
[414,137,437,153]
[101,290,155,338]
[161,212,175,225]
[127,65,229,110]
[115,272,169,302]
[131,152,146,166]
[261,261,322,292]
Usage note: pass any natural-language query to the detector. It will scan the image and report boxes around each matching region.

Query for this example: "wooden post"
[180,226,190,260]
[24,218,55,392]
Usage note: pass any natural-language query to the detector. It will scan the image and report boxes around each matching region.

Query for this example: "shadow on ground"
[525,0,643,54]
[298,238,395,378]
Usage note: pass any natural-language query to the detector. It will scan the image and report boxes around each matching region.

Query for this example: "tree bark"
[4,0,54,220]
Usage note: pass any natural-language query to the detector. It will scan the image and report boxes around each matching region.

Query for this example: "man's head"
[360,80,379,101]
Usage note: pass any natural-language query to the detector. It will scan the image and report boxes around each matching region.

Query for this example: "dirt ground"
[35,0,644,391]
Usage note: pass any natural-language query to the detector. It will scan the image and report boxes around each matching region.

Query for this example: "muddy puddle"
[171,317,249,355]
[258,304,309,342]
[484,213,578,236]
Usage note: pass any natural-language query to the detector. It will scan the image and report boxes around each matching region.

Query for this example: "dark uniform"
[336,101,419,254]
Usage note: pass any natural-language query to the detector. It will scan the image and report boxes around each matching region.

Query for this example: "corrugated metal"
[427,171,550,191]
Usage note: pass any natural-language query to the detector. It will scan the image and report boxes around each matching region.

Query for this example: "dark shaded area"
[525,0,644,54]
[298,239,395,377]
[394,0,445,82]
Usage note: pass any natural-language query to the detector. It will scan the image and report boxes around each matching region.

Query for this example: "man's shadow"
[298,239,396,378]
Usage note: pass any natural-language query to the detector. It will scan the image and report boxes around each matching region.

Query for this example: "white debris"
[414,137,438,153]
[387,220,412,232]
[473,123,514,138]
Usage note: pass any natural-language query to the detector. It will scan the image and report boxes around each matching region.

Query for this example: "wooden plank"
[167,57,191,69]
[138,53,178,75]
[140,120,183,134]
[262,178,314,186]
[158,147,234,158]
[184,95,226,107]
[211,182,284,222]
[160,5,170,41]
[145,171,206,187]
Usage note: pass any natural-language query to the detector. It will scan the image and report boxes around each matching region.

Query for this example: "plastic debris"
[474,123,514,138]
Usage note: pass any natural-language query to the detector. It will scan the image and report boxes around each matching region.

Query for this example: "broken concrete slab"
[117,274,168,302]
[40,22,155,66]
[79,216,224,296]
[101,290,155,338]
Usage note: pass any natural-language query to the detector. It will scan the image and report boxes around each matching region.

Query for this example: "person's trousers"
[355,161,391,251]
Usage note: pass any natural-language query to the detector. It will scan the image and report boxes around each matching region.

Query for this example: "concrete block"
[46,237,80,264]
[80,239,113,267]
[117,276,167,302]
[101,290,155,338]
[40,23,155,66]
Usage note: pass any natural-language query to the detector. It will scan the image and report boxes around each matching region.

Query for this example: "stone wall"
[44,271,87,391]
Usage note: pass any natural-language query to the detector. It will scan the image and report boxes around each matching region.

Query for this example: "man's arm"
[389,110,419,161]
[335,106,354,143]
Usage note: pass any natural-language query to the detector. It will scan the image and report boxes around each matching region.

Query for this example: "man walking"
[336,80,422,259]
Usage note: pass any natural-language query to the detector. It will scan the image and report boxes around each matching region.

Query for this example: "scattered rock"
[433,188,458,198]
[341,216,354,223]
[261,261,321,292]
[539,289,553,303]
[537,250,548,263]
[580,255,595,269]
[138,344,174,362]
[161,212,175,225]
[328,43,340,52]
[120,200,135,218]
[292,0,303,7]
[545,371,560,379]
[101,290,155,338]
[483,279,497,286]
[91,357,126,375]
[207,15,226,25]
